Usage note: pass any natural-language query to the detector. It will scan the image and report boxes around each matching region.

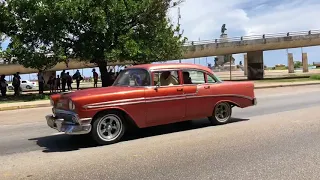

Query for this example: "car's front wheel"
[90,111,126,145]
[208,102,232,125]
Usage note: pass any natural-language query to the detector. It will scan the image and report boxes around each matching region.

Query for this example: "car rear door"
[182,69,215,119]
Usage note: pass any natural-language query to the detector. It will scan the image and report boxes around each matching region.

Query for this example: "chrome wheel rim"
[97,114,123,141]
[214,102,231,123]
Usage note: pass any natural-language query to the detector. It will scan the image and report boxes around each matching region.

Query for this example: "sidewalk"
[0,81,319,111]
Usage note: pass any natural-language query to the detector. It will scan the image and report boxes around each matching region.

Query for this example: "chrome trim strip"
[146,94,185,100]
[84,97,145,107]
[146,97,185,103]
[83,94,253,109]
[186,94,254,100]
[85,100,146,109]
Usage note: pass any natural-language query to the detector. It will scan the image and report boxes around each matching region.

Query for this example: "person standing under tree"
[37,71,45,94]
[92,69,98,88]
[60,70,67,92]
[12,72,21,96]
[0,74,8,97]
[72,70,82,90]
[55,75,61,92]
[66,72,73,91]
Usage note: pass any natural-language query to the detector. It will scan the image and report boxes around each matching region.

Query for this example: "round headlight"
[68,100,75,110]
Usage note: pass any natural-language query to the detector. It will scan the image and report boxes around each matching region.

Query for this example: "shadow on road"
[28,117,248,153]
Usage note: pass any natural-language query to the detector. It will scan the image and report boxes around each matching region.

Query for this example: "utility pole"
[177,7,182,63]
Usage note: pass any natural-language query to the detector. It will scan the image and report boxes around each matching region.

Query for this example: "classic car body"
[46,63,257,145]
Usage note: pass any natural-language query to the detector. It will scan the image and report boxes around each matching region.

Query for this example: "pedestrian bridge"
[1,29,320,75]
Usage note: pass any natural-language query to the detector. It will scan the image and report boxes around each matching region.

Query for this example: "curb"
[0,82,319,112]
[254,82,320,89]
[0,103,50,112]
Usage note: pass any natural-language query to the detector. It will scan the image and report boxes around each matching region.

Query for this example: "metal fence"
[183,29,320,46]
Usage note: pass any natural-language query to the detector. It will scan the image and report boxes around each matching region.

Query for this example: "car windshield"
[113,69,151,87]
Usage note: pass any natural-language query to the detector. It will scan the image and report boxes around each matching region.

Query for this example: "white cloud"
[170,0,320,40]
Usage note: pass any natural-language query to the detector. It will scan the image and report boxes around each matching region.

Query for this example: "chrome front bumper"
[46,110,92,135]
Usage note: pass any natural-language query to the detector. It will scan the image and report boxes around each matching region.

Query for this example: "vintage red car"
[46,63,257,145]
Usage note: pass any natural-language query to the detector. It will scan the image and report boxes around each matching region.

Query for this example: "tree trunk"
[98,62,111,87]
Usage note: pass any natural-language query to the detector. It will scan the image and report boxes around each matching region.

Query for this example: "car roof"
[126,63,213,73]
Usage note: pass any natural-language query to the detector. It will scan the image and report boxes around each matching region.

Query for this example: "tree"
[0,0,73,71]
[294,61,302,69]
[1,0,187,86]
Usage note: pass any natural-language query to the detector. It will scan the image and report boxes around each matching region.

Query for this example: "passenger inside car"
[183,71,192,84]
[160,71,179,86]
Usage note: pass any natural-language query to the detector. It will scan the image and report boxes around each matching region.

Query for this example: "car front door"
[145,70,186,126]
[182,69,216,119]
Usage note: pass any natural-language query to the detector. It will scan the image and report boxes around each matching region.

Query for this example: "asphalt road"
[0,85,320,180]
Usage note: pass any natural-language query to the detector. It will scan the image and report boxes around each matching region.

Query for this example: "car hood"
[61,86,143,100]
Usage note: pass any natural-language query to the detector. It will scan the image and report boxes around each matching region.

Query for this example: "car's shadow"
[28,117,249,153]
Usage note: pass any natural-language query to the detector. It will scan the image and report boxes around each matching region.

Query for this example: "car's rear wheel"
[26,85,32,89]
[208,102,232,125]
[90,111,126,145]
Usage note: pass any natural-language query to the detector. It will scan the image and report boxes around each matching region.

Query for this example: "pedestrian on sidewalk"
[47,75,54,93]
[66,72,73,91]
[55,75,61,92]
[60,70,67,92]
[72,70,82,90]
[37,71,45,94]
[12,72,21,96]
[92,69,98,88]
[0,74,8,97]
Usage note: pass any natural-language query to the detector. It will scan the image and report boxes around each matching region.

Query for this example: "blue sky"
[2,0,320,79]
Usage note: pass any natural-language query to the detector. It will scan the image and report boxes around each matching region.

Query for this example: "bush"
[309,74,320,80]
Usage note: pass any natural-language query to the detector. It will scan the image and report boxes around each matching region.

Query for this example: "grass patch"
[0,93,50,104]
[255,78,318,83]
[310,74,320,80]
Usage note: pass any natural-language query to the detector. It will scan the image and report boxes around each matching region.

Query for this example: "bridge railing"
[183,29,320,46]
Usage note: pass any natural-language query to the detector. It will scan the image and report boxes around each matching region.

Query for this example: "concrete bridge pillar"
[247,50,264,80]
[287,53,294,73]
[243,54,248,76]
[302,53,309,73]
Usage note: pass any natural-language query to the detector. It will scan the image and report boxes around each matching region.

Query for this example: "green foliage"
[0,93,50,104]
[294,61,302,69]
[1,0,186,86]
[0,0,72,70]
[309,74,320,80]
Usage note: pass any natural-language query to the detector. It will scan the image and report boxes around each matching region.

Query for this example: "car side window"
[206,74,217,83]
[21,81,27,83]
[153,70,180,86]
[182,70,205,84]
